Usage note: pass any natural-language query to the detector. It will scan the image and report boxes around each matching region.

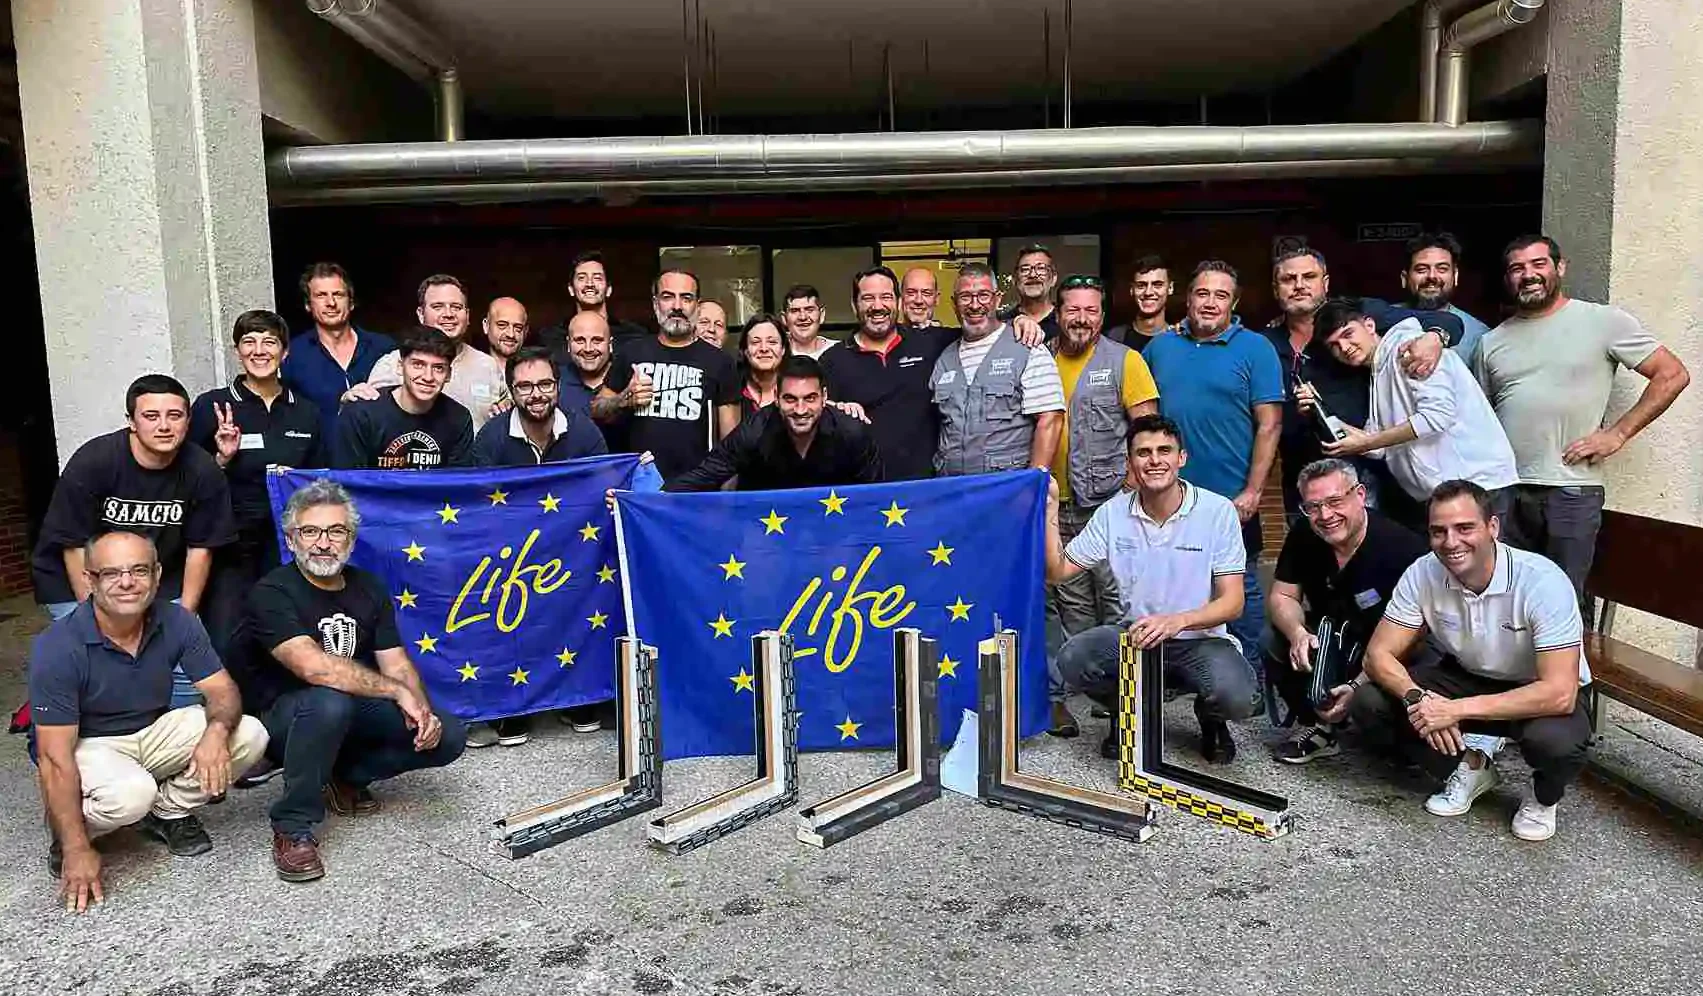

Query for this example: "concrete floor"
[2,595,1700,996]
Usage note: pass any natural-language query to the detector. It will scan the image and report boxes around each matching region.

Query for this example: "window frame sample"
[646,630,799,855]
[1114,633,1293,840]
[492,637,662,859]
[796,627,942,848]
[977,629,1158,842]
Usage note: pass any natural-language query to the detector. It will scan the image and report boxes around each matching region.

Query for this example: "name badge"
[239,433,266,451]
[1088,369,1113,386]
[936,370,958,386]
[989,357,1016,376]
[1353,588,1381,610]
[472,383,493,399]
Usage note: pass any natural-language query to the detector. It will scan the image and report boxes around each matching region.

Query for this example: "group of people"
[22,231,1687,912]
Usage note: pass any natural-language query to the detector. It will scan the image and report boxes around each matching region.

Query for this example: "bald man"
[558,311,614,416]
[901,268,945,330]
[483,297,529,361]
[694,301,729,349]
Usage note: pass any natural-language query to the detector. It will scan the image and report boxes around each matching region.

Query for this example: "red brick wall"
[0,432,34,596]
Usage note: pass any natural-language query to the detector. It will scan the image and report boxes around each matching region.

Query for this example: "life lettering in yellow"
[445,528,572,635]
[777,545,916,673]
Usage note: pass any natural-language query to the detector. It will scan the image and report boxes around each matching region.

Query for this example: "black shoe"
[48,836,62,878]
[136,813,214,857]
[1048,702,1080,739]
[1273,726,1341,765]
[234,756,284,788]
[1199,719,1237,765]
[493,716,531,746]
[558,705,602,733]
[1099,731,1119,760]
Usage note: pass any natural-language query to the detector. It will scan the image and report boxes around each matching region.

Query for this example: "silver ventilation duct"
[1432,0,1547,125]
[306,0,463,142]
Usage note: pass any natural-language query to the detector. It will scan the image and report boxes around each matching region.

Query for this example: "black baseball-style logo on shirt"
[379,430,444,469]
[102,498,186,527]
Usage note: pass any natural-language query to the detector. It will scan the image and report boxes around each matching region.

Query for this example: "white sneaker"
[1511,797,1558,841]
[1425,757,1500,817]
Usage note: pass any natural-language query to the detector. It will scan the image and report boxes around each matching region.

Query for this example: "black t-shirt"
[819,328,956,481]
[31,430,237,604]
[604,336,739,479]
[1273,511,1429,642]
[231,563,402,712]
[332,391,474,470]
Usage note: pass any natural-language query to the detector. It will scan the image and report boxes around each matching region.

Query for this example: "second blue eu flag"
[615,471,1050,758]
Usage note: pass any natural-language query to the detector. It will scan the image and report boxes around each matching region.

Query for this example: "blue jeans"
[1050,626,1259,722]
[1227,557,1266,679]
[261,686,468,835]
[44,599,201,708]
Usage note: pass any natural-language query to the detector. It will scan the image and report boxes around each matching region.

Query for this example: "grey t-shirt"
[1473,299,1660,486]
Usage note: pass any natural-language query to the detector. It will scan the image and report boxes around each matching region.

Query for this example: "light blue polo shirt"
[1142,321,1285,500]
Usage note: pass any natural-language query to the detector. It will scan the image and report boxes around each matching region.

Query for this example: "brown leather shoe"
[323,780,380,817]
[272,831,325,882]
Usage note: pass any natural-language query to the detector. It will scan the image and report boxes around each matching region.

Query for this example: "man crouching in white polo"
[1324,479,1591,841]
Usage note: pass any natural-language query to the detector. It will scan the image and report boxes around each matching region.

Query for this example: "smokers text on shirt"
[632,361,707,421]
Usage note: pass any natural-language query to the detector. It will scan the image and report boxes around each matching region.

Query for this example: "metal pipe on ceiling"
[436,69,464,143]
[305,0,450,83]
[1418,0,1450,123]
[1436,0,1546,126]
[267,120,1541,191]
[269,156,1530,207]
[1062,0,1073,129]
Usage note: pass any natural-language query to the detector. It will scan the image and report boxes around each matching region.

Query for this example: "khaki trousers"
[75,707,269,835]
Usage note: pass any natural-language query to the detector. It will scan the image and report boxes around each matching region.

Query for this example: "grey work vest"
[1065,336,1133,506]
[929,327,1036,476]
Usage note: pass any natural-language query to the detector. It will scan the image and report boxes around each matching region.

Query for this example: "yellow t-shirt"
[1052,342,1160,503]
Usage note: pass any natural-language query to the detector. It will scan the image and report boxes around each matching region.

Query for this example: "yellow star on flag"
[928,541,954,566]
[709,612,736,638]
[820,491,847,515]
[403,541,426,562]
[596,564,617,583]
[719,554,746,580]
[539,493,562,513]
[437,503,460,525]
[415,633,439,654]
[487,488,508,505]
[836,716,862,741]
[588,611,609,630]
[881,501,908,527]
[579,522,601,542]
[730,669,755,693]
[760,509,787,535]
[556,647,577,667]
[938,653,960,679]
[395,589,418,609]
[509,667,530,686]
[947,597,974,622]
[457,662,479,682]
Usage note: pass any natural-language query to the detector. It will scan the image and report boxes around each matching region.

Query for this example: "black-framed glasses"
[88,563,158,585]
[513,379,558,397]
[294,525,353,543]
[1059,274,1104,292]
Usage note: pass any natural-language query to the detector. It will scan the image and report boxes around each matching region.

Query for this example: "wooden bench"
[1584,509,1703,738]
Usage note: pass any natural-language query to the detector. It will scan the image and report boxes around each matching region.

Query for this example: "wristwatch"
[1402,687,1427,707]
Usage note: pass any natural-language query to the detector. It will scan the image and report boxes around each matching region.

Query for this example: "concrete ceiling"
[399,0,1418,120]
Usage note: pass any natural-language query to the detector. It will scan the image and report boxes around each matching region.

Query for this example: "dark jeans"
[1050,626,1260,723]
[1348,656,1592,805]
[1228,515,1265,682]
[1498,484,1605,619]
[262,686,469,835]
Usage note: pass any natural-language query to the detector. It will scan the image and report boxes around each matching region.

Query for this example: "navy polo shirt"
[1143,321,1285,500]
[189,379,326,535]
[280,327,397,442]
[473,407,610,466]
[27,600,224,738]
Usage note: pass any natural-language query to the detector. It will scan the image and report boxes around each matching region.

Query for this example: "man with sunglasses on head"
[1042,274,1160,737]
[232,479,467,882]
[930,262,1065,477]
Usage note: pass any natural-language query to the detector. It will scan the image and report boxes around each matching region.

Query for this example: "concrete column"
[13,0,274,459]
[1543,0,1703,661]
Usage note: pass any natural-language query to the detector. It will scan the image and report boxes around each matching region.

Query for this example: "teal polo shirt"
[1143,321,1285,500]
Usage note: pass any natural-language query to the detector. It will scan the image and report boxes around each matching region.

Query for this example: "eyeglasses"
[1059,275,1104,292]
[294,525,353,543]
[513,379,557,396]
[954,291,997,305]
[1016,264,1055,278]
[1299,491,1357,517]
[88,564,157,584]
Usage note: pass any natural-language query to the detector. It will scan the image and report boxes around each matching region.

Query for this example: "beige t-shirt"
[1473,299,1659,486]
[365,343,510,431]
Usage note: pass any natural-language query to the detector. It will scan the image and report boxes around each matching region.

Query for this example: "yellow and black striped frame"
[1115,633,1292,839]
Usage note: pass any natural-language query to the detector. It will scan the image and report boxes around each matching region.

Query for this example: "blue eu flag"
[266,456,658,722]
[615,471,1049,759]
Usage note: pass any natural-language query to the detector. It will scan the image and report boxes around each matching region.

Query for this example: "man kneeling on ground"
[28,531,268,912]
[1045,414,1259,764]
[1328,479,1591,841]
[232,478,467,881]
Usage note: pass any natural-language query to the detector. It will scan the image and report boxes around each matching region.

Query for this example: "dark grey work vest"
[929,326,1036,476]
[1065,336,1133,506]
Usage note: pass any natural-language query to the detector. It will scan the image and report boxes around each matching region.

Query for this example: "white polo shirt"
[1064,481,1246,641]
[1368,318,1519,500]
[1383,542,1588,684]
